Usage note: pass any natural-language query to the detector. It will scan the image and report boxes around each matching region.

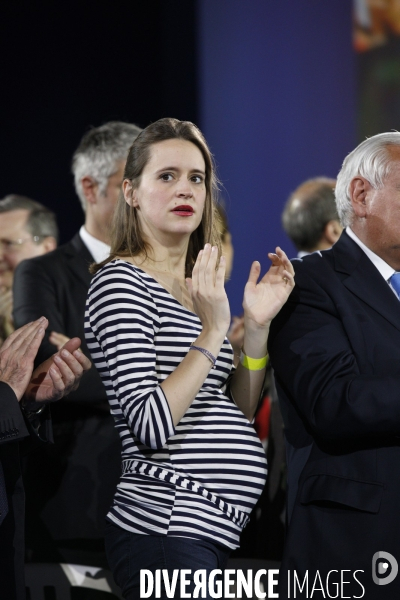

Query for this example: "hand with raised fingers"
[243,247,295,328]
[0,317,48,400]
[23,337,92,408]
[49,330,70,351]
[185,244,231,338]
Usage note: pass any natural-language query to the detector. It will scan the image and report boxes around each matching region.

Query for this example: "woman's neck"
[120,240,194,313]
[130,236,190,279]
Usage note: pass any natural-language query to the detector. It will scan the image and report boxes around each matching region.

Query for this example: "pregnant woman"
[85,118,294,599]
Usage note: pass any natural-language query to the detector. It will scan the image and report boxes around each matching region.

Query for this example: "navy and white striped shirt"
[85,260,267,549]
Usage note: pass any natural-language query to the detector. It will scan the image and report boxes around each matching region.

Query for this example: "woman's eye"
[160,173,173,181]
[191,175,204,184]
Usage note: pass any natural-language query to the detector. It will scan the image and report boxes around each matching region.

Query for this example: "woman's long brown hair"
[91,118,222,277]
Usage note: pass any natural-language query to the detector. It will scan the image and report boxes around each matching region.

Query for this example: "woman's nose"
[176,178,193,197]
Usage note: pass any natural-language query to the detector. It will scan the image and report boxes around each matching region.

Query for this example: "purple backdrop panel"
[198,0,356,315]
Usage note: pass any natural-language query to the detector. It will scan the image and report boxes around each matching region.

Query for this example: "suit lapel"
[331,231,400,333]
[63,233,94,288]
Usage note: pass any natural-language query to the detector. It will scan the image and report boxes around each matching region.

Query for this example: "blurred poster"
[354,0,400,138]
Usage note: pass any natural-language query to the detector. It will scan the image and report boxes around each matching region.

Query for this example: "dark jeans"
[105,521,230,600]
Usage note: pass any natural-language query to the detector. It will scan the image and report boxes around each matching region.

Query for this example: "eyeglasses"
[0,236,45,251]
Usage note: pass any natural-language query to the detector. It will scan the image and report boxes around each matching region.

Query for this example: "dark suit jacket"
[12,234,121,564]
[269,231,400,599]
[0,382,51,600]
[14,233,104,402]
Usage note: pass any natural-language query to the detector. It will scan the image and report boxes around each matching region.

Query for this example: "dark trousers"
[105,521,230,600]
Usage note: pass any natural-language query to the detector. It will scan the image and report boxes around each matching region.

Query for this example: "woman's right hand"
[186,244,231,339]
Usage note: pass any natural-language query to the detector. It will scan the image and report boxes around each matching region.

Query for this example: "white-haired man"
[13,121,142,566]
[269,132,400,599]
[0,195,59,344]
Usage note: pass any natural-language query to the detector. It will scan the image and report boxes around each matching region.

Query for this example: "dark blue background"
[198,0,356,314]
[0,0,356,314]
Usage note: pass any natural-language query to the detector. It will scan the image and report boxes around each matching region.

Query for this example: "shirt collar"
[346,226,396,284]
[79,226,110,264]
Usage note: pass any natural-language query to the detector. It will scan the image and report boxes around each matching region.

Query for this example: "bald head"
[282,177,342,252]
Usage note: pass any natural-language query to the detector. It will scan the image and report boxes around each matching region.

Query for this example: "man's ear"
[41,237,57,253]
[324,219,343,245]
[349,176,371,218]
[123,179,139,207]
[81,176,98,206]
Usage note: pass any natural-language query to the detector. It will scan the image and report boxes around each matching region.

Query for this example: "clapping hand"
[0,318,48,400]
[243,247,295,328]
[186,244,231,338]
[23,337,91,408]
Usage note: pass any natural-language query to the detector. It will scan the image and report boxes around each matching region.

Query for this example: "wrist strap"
[189,343,217,369]
[240,350,268,371]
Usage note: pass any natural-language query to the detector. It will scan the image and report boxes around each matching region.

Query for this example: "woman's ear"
[123,179,139,207]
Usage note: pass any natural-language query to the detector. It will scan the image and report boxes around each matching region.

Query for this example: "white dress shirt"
[346,226,398,296]
[79,226,111,264]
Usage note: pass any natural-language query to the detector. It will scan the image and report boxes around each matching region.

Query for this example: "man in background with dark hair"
[13,121,142,567]
[282,177,342,256]
[0,195,58,344]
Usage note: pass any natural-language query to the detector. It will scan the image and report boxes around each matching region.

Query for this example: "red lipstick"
[171,205,194,216]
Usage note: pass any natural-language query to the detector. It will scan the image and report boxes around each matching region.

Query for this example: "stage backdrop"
[198,0,356,315]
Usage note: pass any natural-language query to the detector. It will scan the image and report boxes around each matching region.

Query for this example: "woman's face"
[125,138,206,242]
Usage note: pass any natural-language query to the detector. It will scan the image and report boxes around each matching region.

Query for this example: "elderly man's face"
[0,210,49,286]
[358,147,400,270]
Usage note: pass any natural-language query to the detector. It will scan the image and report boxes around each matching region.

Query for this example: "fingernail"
[204,243,210,250]
[39,316,46,322]
[61,349,69,358]
[54,355,62,363]
[199,250,203,255]
[211,246,216,252]
[73,349,82,357]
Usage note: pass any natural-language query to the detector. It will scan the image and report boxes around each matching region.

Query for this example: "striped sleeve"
[86,264,175,449]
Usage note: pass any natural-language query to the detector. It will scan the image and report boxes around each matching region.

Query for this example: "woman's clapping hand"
[243,247,295,328]
[186,244,231,338]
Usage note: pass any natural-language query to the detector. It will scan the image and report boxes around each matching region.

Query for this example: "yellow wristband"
[239,351,268,371]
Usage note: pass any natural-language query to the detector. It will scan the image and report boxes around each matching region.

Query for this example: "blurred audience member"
[282,177,342,256]
[13,121,142,567]
[0,195,58,344]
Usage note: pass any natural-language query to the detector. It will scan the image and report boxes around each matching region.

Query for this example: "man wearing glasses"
[0,195,58,344]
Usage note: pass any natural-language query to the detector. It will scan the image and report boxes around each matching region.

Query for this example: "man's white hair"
[335,131,400,227]
[72,121,142,211]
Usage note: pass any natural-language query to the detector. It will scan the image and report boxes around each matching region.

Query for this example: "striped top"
[85,260,267,549]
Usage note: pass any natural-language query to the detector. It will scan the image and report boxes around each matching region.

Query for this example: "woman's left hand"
[243,247,295,328]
